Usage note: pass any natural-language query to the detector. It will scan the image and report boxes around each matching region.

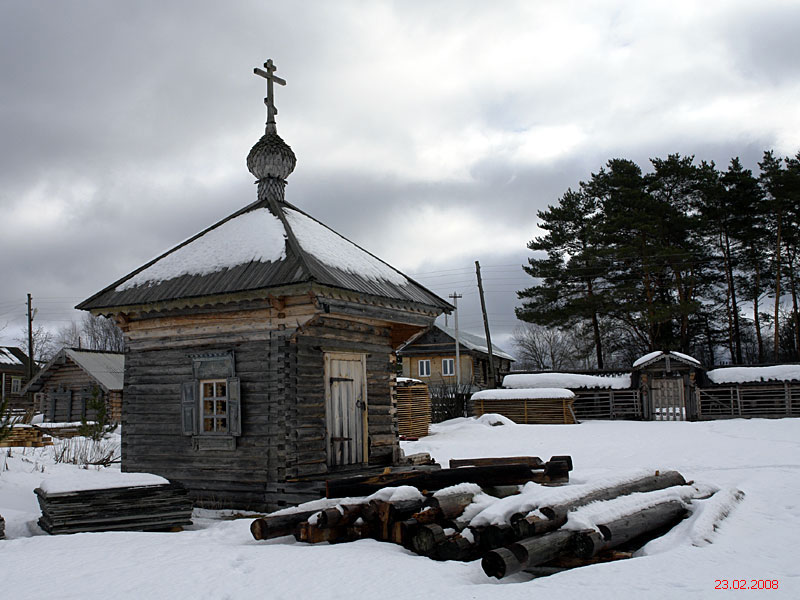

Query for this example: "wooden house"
[22,348,124,423]
[0,346,32,411]
[76,62,451,510]
[397,324,514,388]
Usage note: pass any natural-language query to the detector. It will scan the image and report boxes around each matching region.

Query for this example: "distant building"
[0,346,33,411]
[23,348,124,423]
[397,323,515,387]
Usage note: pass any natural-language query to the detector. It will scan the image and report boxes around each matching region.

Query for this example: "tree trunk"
[774,213,783,359]
[723,230,742,363]
[572,501,688,558]
[754,265,764,363]
[539,470,686,518]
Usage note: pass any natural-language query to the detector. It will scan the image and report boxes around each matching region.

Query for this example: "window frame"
[418,359,431,377]
[10,377,22,394]
[442,358,455,377]
[200,378,229,434]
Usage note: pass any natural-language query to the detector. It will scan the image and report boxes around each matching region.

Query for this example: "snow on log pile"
[471,389,577,424]
[251,459,733,577]
[35,475,192,535]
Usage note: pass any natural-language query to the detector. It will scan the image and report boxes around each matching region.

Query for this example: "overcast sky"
[2,0,799,356]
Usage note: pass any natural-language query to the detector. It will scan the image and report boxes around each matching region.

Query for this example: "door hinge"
[330,436,352,443]
[330,376,354,383]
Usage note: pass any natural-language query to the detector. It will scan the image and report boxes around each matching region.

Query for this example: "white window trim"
[418,359,431,377]
[10,377,22,394]
[442,358,455,377]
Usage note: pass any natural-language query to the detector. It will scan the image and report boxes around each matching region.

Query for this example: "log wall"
[37,362,108,423]
[121,298,403,511]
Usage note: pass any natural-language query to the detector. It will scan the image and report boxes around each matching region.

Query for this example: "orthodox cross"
[254,59,286,127]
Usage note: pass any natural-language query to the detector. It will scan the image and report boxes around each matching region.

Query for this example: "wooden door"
[651,377,685,421]
[324,353,368,466]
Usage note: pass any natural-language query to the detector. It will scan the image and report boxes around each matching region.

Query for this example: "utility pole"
[448,292,462,386]
[27,293,34,383]
[475,261,496,388]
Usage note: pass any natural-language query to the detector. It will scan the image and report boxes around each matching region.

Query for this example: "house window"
[201,380,228,433]
[10,377,22,394]
[418,359,431,377]
[181,352,241,449]
[442,359,455,377]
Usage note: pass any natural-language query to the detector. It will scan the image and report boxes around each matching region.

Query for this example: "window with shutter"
[183,351,241,450]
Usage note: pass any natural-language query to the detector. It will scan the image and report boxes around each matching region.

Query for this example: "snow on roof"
[707,365,800,384]
[633,350,701,368]
[118,207,287,291]
[38,471,168,495]
[65,349,125,391]
[435,324,515,361]
[503,373,631,390]
[471,388,575,400]
[284,207,408,285]
[0,346,23,366]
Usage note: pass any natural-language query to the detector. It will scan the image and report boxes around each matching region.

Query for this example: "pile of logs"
[252,460,697,578]
[0,514,5,539]
[35,483,193,535]
[0,425,53,448]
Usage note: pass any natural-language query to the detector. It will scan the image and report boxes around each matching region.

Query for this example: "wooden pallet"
[396,383,431,438]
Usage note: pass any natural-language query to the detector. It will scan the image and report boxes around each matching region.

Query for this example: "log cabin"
[22,348,124,423]
[0,346,32,412]
[76,60,451,510]
[397,323,515,388]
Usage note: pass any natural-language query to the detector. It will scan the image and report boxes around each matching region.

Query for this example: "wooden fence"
[697,383,800,419]
[571,389,642,421]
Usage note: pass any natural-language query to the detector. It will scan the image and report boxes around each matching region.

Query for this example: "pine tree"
[516,188,609,368]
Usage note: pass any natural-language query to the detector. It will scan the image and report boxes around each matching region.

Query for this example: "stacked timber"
[32,422,90,439]
[253,465,709,578]
[471,389,578,425]
[0,513,5,539]
[395,380,430,438]
[0,425,53,448]
[35,482,193,535]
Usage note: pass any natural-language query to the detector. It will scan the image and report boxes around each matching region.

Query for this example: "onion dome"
[246,124,296,181]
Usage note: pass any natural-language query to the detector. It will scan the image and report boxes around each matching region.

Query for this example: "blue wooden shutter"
[227,377,241,436]
[181,381,197,436]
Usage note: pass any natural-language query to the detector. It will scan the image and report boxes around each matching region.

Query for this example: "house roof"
[0,346,28,368]
[76,198,450,313]
[632,350,702,370]
[23,348,124,393]
[398,323,515,361]
[435,324,515,361]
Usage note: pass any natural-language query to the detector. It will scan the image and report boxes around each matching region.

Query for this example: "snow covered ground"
[1,418,798,599]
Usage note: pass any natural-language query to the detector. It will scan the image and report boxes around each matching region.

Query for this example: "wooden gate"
[650,377,685,421]
[324,353,368,466]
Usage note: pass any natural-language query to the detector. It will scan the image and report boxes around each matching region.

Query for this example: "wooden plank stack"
[472,397,578,425]
[0,425,53,448]
[35,483,193,535]
[32,423,89,439]
[252,462,700,578]
[396,382,431,438]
